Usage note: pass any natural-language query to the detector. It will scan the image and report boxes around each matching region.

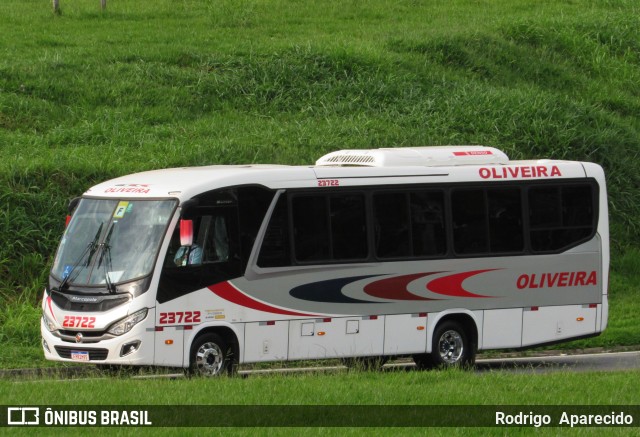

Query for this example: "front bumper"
[40,309,156,366]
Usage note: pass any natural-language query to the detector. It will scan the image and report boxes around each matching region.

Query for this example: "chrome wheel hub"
[195,342,224,375]
[438,330,464,364]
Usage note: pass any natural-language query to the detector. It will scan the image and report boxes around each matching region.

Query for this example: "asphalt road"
[474,350,640,374]
[2,351,638,379]
[236,350,640,377]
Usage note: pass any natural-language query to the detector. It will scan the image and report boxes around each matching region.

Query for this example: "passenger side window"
[373,193,411,258]
[452,189,488,254]
[292,195,330,262]
[488,188,523,253]
[529,184,594,252]
[452,188,523,255]
[373,190,446,259]
[257,195,291,268]
[284,192,368,263]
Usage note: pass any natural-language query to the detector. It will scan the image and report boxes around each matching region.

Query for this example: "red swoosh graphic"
[47,296,57,321]
[208,281,319,317]
[426,269,497,298]
[364,272,442,300]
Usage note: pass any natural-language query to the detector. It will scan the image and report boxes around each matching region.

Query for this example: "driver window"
[168,214,230,268]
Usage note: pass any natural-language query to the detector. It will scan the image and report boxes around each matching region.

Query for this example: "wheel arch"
[426,310,479,356]
[184,323,241,368]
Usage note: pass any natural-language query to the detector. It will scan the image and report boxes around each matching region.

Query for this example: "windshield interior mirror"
[180,219,194,246]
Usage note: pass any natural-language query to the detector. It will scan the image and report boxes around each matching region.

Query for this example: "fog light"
[120,341,141,357]
[42,338,50,353]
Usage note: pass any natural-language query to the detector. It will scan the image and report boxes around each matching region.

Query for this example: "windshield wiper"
[57,222,104,291]
[98,223,116,294]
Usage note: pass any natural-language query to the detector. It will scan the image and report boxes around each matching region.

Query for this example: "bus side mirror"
[180,219,194,246]
[65,197,81,228]
[68,197,81,213]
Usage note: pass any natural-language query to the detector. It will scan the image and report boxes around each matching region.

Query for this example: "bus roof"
[315,146,509,167]
[84,147,596,202]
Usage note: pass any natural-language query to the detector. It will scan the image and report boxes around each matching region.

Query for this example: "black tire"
[188,333,234,377]
[341,356,388,371]
[412,353,434,370]
[429,320,473,368]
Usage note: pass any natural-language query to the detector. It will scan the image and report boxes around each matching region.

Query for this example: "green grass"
[6,368,640,404]
[2,369,640,435]
[2,6,640,437]
[1,0,640,367]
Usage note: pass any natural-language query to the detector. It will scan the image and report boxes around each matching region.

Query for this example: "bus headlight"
[107,308,148,336]
[42,313,57,332]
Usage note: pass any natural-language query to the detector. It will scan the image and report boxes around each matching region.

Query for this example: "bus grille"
[54,346,109,361]
[51,292,130,312]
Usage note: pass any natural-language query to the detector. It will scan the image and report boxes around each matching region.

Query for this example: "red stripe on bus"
[426,270,497,298]
[363,272,442,300]
[208,281,319,317]
[47,296,57,321]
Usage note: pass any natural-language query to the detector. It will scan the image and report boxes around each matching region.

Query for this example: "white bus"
[41,146,609,375]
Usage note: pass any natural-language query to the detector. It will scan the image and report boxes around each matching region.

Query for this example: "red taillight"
[65,215,72,227]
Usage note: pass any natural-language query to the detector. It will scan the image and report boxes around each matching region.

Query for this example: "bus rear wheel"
[414,321,473,369]
[189,333,233,377]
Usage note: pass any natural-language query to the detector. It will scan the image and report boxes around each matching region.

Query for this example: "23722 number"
[318,179,339,187]
[159,311,201,325]
[62,315,96,328]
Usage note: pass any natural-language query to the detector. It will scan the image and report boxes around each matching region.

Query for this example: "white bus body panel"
[482,309,523,349]
[244,321,289,363]
[153,325,184,367]
[288,317,385,360]
[521,305,598,347]
[383,314,428,355]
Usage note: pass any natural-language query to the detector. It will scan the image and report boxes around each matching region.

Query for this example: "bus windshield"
[51,198,177,288]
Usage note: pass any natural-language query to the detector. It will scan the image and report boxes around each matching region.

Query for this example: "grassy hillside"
[1,0,640,360]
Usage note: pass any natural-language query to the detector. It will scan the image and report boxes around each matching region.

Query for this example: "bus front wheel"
[189,333,232,377]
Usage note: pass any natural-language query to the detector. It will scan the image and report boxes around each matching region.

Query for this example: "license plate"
[71,351,89,361]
